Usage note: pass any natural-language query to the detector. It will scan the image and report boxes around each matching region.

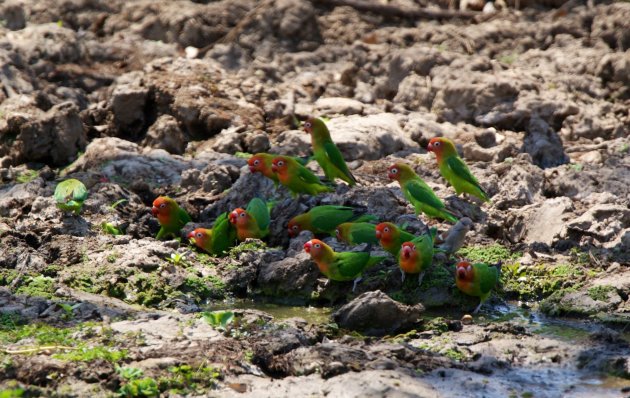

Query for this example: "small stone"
[185,46,199,59]
[461,314,473,325]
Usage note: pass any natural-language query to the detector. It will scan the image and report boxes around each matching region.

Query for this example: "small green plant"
[618,143,629,153]
[15,275,56,298]
[54,346,127,363]
[202,311,235,331]
[498,53,518,65]
[58,303,75,321]
[457,244,521,264]
[16,169,39,184]
[109,199,128,210]
[102,222,123,236]
[569,163,583,172]
[118,377,159,397]
[116,365,144,381]
[166,252,188,266]
[0,388,25,398]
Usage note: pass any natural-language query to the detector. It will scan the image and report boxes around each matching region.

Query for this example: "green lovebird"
[151,196,192,240]
[303,116,357,186]
[288,205,377,237]
[271,156,333,197]
[398,228,437,285]
[304,239,386,292]
[375,222,416,257]
[455,261,501,313]
[387,163,458,223]
[248,153,310,187]
[54,178,88,215]
[335,222,379,245]
[427,137,490,202]
[187,212,237,256]
[229,197,270,241]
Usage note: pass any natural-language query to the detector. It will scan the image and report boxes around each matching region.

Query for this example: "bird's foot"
[472,302,483,314]
[417,271,425,286]
[352,277,362,293]
[400,269,406,283]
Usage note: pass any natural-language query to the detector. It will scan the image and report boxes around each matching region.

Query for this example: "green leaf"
[202,310,235,330]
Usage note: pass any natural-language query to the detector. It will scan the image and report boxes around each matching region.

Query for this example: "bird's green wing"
[54,178,88,204]
[322,141,356,183]
[296,164,325,185]
[334,252,372,278]
[177,207,192,225]
[311,206,353,233]
[350,223,379,245]
[212,213,235,255]
[246,198,270,231]
[446,156,481,187]
[405,179,445,210]
[476,263,499,295]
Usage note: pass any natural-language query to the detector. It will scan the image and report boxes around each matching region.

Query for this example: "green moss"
[157,364,221,394]
[587,285,616,302]
[442,348,465,362]
[457,244,521,264]
[539,287,578,316]
[229,240,266,258]
[15,276,56,299]
[53,346,127,363]
[424,317,450,334]
[501,263,583,300]
[0,270,19,286]
[42,264,63,277]
[0,388,25,398]
[180,276,226,302]
[0,323,75,345]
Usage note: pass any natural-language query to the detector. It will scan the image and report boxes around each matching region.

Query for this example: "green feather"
[442,156,489,202]
[54,178,88,215]
[402,178,458,223]
[246,198,270,232]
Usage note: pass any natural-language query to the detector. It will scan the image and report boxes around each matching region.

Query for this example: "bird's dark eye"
[240,212,246,217]
[196,232,202,238]
[314,243,321,248]
[434,142,441,147]
[278,161,284,166]
[159,203,166,208]
[384,227,389,233]
[335,229,340,236]
[305,122,312,128]
[467,265,472,272]
[253,160,260,166]
[391,168,398,174]
[412,246,416,251]
[292,225,299,230]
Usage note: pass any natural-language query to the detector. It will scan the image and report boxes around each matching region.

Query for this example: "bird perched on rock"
[436,217,473,255]
[229,197,271,241]
[375,222,416,257]
[248,153,309,187]
[152,196,191,240]
[398,228,437,285]
[288,205,376,238]
[188,212,236,256]
[455,261,501,313]
[427,137,490,202]
[387,163,458,223]
[271,156,333,197]
[335,222,379,245]
[303,116,357,186]
[304,239,385,292]
[54,178,88,215]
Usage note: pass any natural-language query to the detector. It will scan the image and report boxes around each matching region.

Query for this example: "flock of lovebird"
[54,116,501,314]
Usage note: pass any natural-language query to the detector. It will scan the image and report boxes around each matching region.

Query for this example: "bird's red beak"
[457,268,466,279]
[229,211,238,224]
[387,171,395,180]
[303,241,312,253]
[271,164,278,172]
[427,143,434,152]
[151,206,159,217]
[402,245,413,259]
[288,228,296,237]
[187,231,195,239]
[375,230,382,240]
[249,165,256,173]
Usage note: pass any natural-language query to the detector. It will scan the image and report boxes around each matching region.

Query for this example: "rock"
[333,290,423,336]
[7,23,83,65]
[522,116,569,169]
[566,204,630,242]
[0,0,26,30]
[509,197,574,246]
[2,101,86,166]
[141,115,186,154]
[242,130,270,153]
[212,129,243,153]
[542,287,623,316]
[109,71,150,138]
[256,253,320,300]
[64,137,204,189]
[314,97,364,115]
